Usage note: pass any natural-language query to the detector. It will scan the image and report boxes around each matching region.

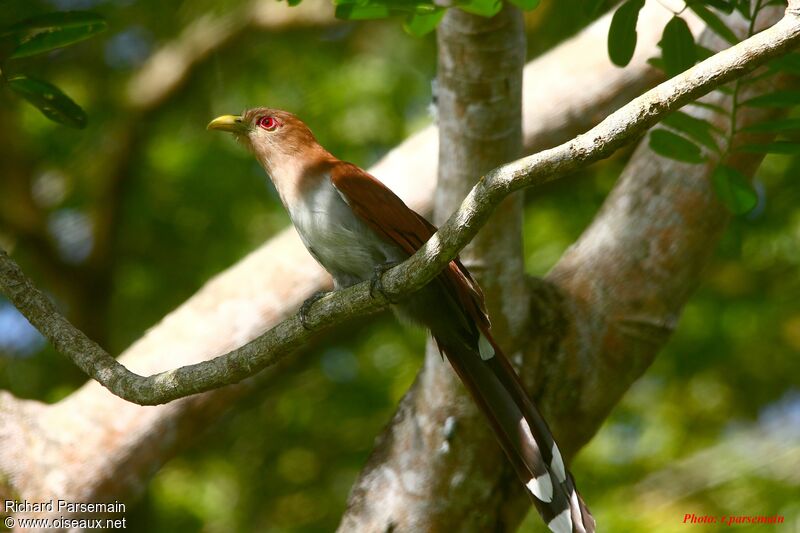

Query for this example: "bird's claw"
[369,261,400,304]
[299,291,329,329]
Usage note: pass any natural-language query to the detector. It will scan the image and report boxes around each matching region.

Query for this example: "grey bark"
[339,6,528,531]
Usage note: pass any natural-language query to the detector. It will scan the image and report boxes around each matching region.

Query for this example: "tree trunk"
[339,5,528,531]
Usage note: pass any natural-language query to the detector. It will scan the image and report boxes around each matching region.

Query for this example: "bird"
[208,108,595,533]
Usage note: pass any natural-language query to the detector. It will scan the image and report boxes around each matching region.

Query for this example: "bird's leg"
[369,261,401,304]
[299,290,330,329]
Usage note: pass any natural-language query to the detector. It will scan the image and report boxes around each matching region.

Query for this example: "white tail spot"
[526,473,553,503]
[551,443,567,483]
[548,509,573,533]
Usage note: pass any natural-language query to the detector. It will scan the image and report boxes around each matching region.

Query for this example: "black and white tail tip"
[524,441,594,533]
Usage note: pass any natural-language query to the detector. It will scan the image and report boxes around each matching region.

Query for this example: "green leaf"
[335,4,392,19]
[660,16,696,76]
[711,165,757,214]
[583,0,607,16]
[508,0,540,10]
[736,141,800,154]
[649,129,705,163]
[742,117,800,133]
[689,4,738,44]
[742,90,800,107]
[662,110,721,152]
[7,75,87,128]
[608,0,645,67]
[695,44,715,61]
[403,9,445,36]
[736,0,752,20]
[0,11,107,59]
[457,0,502,17]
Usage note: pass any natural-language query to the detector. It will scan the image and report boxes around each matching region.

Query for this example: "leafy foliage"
[609,0,744,74]
[7,75,87,128]
[711,165,758,213]
[649,128,706,163]
[607,0,645,66]
[0,11,106,59]
[660,16,696,76]
[0,11,105,128]
[332,0,539,35]
[638,0,800,215]
[661,110,721,152]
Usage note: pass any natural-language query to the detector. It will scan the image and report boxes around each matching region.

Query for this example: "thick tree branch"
[2,3,798,406]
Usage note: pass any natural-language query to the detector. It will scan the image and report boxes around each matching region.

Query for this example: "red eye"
[257,116,280,131]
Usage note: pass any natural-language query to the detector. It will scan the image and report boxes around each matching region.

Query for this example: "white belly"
[286,180,402,287]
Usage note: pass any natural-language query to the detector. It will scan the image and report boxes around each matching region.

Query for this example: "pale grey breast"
[287,177,404,288]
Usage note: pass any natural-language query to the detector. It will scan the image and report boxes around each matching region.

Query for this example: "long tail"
[436,332,595,533]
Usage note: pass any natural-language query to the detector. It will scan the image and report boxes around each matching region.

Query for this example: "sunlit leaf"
[508,0,540,10]
[742,90,800,107]
[403,9,444,36]
[742,117,800,133]
[649,129,705,163]
[608,0,645,67]
[661,16,696,76]
[736,141,800,154]
[7,75,87,128]
[690,4,738,44]
[662,110,721,152]
[711,165,757,214]
[0,11,107,59]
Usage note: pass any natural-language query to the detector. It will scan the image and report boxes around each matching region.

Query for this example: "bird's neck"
[255,142,338,209]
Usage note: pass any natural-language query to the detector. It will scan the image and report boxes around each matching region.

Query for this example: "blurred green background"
[0,0,798,531]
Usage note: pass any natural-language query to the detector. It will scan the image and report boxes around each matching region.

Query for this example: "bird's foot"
[299,290,330,329]
[369,261,401,304]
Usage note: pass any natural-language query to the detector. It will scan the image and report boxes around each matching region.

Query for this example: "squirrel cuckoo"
[208,108,594,533]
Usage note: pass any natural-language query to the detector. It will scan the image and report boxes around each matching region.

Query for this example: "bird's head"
[207,108,323,175]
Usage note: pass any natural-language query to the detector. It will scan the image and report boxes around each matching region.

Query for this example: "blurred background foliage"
[0,0,797,531]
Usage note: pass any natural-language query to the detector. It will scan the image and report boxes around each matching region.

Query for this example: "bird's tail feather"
[436,333,595,533]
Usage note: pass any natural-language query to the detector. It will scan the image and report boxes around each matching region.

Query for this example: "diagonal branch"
[2,3,800,406]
